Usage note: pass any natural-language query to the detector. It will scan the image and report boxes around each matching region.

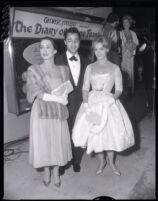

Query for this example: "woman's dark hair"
[40,36,57,49]
[107,13,119,23]
[64,27,81,40]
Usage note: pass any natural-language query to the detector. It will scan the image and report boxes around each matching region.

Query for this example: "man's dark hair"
[64,27,81,40]
[107,13,119,23]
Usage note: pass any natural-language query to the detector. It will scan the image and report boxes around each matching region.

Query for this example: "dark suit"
[141,46,155,110]
[55,53,89,165]
[102,23,121,66]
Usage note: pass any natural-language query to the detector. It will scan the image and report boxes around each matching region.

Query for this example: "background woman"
[23,37,73,187]
[72,36,135,176]
[120,15,139,96]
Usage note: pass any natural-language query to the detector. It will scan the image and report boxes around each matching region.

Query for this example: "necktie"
[69,56,78,61]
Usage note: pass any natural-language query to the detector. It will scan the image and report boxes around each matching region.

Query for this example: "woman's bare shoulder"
[112,64,121,74]
[106,61,120,74]
[107,61,118,69]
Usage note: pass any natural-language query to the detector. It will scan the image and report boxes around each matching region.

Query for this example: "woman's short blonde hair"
[92,36,111,50]
[122,15,135,26]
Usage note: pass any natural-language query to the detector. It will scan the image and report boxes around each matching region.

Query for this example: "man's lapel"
[63,53,76,88]
[77,55,84,88]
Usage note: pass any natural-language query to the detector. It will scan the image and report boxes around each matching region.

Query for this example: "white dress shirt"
[66,51,81,86]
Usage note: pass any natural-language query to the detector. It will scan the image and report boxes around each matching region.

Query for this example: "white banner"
[12,10,103,40]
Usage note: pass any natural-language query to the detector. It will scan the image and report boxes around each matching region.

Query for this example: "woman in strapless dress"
[72,36,135,176]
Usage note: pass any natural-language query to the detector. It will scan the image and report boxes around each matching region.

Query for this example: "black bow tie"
[69,56,78,61]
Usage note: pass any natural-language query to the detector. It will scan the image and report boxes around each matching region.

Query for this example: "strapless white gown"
[72,65,135,154]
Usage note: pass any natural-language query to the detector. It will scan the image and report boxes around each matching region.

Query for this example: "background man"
[102,12,121,67]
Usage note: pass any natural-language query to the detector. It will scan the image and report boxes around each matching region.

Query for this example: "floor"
[3,84,156,200]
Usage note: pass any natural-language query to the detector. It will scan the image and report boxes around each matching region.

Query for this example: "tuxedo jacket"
[55,53,89,117]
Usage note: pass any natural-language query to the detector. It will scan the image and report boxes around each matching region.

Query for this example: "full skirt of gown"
[29,99,72,168]
[72,91,135,154]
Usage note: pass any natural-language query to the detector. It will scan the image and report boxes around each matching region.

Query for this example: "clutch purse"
[51,80,73,96]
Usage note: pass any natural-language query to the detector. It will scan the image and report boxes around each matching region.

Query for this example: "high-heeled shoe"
[54,181,61,187]
[113,169,121,176]
[54,175,61,187]
[43,167,51,186]
[43,179,51,186]
[110,166,121,176]
[96,161,107,175]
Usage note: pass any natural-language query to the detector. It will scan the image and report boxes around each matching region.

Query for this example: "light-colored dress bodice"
[82,63,123,94]
[120,30,139,55]
[91,73,111,91]
[120,30,139,92]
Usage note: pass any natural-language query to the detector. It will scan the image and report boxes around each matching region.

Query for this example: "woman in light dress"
[120,15,139,95]
[24,37,73,187]
[72,36,135,176]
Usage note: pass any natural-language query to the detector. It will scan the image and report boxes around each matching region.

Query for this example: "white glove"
[42,93,68,105]
[60,92,68,105]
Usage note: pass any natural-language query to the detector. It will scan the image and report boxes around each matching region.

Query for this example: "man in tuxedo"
[55,27,89,172]
[102,12,121,67]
